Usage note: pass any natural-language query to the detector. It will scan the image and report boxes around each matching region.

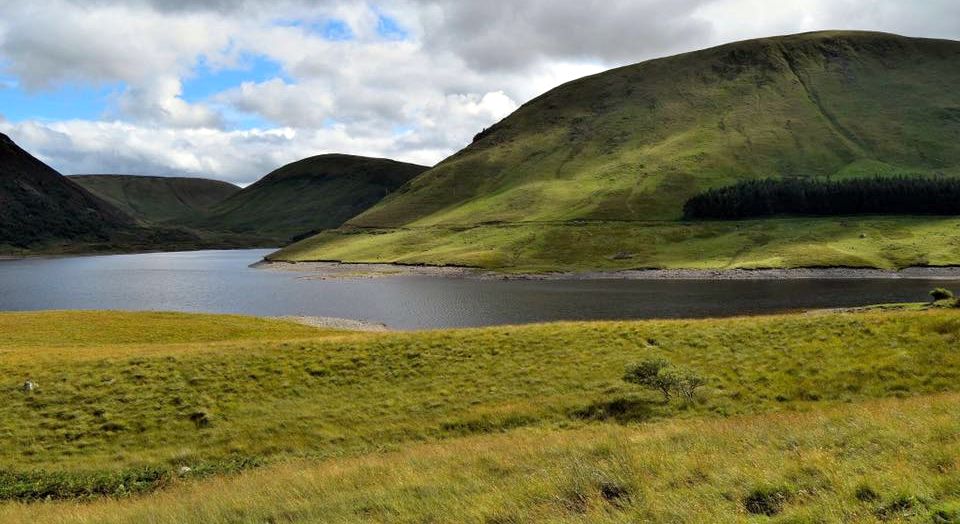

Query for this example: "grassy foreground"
[270,216,960,272]
[3,309,960,521]
[4,393,959,523]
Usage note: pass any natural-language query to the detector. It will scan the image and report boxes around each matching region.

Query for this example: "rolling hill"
[271,31,960,271]
[0,132,132,250]
[190,154,428,244]
[70,175,240,223]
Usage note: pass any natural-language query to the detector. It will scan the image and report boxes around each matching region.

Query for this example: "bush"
[930,288,955,302]
[670,370,706,403]
[623,359,676,401]
[623,359,706,403]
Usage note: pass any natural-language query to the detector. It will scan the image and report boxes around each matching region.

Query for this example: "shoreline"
[274,315,389,332]
[255,260,960,281]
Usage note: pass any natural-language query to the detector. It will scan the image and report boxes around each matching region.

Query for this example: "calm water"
[0,249,956,330]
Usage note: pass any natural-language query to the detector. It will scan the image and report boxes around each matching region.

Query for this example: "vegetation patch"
[0,309,959,507]
[684,176,960,220]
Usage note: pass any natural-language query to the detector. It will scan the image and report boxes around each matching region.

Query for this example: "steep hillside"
[272,31,960,271]
[0,133,132,249]
[192,154,428,244]
[70,175,240,223]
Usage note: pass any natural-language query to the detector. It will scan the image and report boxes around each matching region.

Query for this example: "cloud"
[0,0,958,183]
[0,119,414,185]
[117,77,223,128]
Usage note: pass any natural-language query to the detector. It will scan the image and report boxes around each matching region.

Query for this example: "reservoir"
[0,249,957,329]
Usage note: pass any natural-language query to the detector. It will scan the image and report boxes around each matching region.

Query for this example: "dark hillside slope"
[70,175,240,223]
[272,31,960,271]
[192,154,428,243]
[0,133,132,249]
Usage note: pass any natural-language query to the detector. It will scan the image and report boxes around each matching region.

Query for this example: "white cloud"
[0,0,958,183]
[117,77,223,128]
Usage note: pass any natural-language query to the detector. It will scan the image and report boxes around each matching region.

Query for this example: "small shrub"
[623,359,706,403]
[623,359,677,401]
[670,370,706,403]
[931,288,955,302]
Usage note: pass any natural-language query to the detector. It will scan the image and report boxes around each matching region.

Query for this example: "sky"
[0,1,958,186]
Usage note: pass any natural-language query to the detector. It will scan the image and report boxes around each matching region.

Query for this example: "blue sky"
[0,12,408,128]
[0,15,364,129]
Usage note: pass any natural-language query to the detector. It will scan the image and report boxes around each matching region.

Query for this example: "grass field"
[4,393,959,523]
[2,308,960,521]
[270,216,960,272]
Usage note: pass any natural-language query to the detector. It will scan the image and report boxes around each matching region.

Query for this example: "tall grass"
[3,392,958,522]
[2,309,960,504]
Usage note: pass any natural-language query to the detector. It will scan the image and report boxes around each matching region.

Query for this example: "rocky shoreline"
[255,260,960,281]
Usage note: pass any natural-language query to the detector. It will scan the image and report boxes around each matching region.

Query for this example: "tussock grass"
[2,309,960,507]
[3,392,959,522]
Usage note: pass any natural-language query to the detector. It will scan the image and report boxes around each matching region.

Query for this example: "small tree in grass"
[672,370,707,403]
[623,359,706,403]
[623,359,676,401]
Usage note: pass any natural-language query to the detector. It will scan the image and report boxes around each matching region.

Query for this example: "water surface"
[0,250,956,329]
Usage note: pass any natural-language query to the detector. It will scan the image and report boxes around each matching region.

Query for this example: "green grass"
[271,216,960,271]
[3,309,960,508]
[0,311,327,349]
[276,31,960,271]
[69,175,240,223]
[4,393,959,522]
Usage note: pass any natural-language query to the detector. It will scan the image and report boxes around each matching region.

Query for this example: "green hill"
[190,154,428,244]
[0,132,132,250]
[272,31,960,271]
[69,175,240,223]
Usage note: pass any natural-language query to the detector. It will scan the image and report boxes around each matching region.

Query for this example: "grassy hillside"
[273,31,960,271]
[70,175,240,223]
[190,154,428,244]
[2,308,960,522]
[272,216,960,271]
[0,133,132,250]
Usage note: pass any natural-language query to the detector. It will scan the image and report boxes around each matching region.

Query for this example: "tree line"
[683,176,960,220]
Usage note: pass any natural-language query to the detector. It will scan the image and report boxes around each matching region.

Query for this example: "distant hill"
[191,154,428,244]
[272,31,960,271]
[0,132,132,250]
[70,175,240,223]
